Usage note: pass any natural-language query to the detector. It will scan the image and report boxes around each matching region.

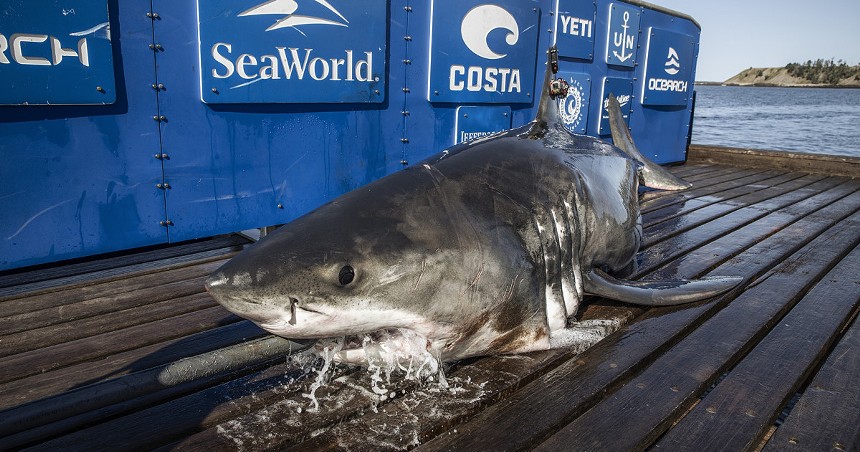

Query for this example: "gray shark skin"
[205,54,741,363]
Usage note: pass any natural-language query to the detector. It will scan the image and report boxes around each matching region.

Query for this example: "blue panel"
[427,0,540,104]
[604,2,639,67]
[554,0,595,61]
[151,0,403,243]
[597,76,632,135]
[641,28,695,106]
[198,0,387,104]
[556,71,590,134]
[454,106,512,143]
[0,0,702,270]
[0,0,167,270]
[0,0,116,105]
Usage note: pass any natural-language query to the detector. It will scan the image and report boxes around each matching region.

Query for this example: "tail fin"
[607,94,691,190]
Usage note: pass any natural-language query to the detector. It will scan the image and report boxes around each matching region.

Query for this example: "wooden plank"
[0,258,226,317]
[0,320,267,410]
[641,178,855,267]
[640,167,769,207]
[653,244,860,451]
[534,214,860,451]
[0,234,247,290]
[420,189,860,452]
[16,360,318,450]
[763,314,860,452]
[646,188,860,282]
[0,245,240,300]
[666,163,716,178]
[688,145,860,178]
[640,168,787,214]
[642,172,807,226]
[0,275,210,336]
[0,336,308,446]
[0,307,240,385]
[0,293,216,358]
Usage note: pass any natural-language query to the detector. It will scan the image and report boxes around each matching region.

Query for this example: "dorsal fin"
[606,94,691,190]
[529,47,563,137]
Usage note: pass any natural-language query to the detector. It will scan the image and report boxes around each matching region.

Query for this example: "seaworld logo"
[448,4,522,93]
[207,0,375,87]
[238,0,349,33]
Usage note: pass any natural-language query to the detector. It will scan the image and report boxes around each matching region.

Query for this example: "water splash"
[302,337,343,411]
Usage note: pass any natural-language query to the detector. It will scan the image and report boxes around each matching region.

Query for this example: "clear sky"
[653,0,860,82]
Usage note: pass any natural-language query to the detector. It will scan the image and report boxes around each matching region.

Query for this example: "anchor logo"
[664,47,680,75]
[612,10,634,62]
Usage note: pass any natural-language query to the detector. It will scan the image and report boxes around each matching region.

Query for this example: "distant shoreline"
[694,81,860,89]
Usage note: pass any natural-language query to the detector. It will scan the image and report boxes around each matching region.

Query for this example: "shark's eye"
[338,265,355,286]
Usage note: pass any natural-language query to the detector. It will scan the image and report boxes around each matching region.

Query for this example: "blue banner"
[0,0,115,105]
[556,71,590,134]
[604,2,639,67]
[454,106,512,143]
[428,0,540,104]
[641,28,695,106]
[598,77,632,135]
[198,0,387,103]
[555,0,595,61]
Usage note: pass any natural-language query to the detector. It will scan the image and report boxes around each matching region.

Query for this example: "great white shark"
[205,50,741,363]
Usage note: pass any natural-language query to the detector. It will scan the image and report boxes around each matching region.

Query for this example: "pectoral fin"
[607,94,692,191]
[584,268,742,306]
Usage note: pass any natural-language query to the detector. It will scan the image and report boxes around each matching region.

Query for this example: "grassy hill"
[724,59,860,87]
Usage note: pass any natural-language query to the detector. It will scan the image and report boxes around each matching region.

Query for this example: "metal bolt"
[404,35,412,41]
[463,114,468,118]
[149,43,163,51]
[400,160,408,166]
[403,59,411,64]
[96,86,105,93]
[503,112,508,116]
[277,203,284,209]
[154,153,163,159]
[403,5,412,11]
[401,111,410,116]
[402,87,410,93]
[146,12,160,19]
[374,89,380,94]
[434,90,439,95]
[401,138,409,143]
[211,87,218,94]
[159,219,174,227]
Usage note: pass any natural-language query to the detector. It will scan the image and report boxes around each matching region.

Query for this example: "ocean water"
[690,85,860,158]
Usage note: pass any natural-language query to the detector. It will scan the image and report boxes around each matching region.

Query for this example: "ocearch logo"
[460,4,519,60]
[448,3,522,94]
[664,47,680,75]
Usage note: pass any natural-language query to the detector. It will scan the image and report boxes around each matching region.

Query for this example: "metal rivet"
[401,138,409,143]
[160,219,173,227]
[403,59,411,64]
[374,89,380,94]
[401,111,410,116]
[503,112,508,116]
[434,90,439,95]
[156,183,164,189]
[403,6,412,11]
[155,44,163,51]
[463,114,468,118]
[402,87,410,93]
[147,12,160,19]
[277,203,284,209]
[154,153,163,159]
[211,88,218,94]
[400,160,408,166]
[96,86,105,93]
[404,36,412,41]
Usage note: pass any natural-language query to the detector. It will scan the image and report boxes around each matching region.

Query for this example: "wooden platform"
[1,158,858,451]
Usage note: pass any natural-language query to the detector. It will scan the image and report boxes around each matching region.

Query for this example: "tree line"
[784,59,860,85]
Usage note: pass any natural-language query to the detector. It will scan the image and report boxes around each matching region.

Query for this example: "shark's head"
[204,172,468,347]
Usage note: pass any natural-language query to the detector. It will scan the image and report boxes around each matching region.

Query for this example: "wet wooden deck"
[1,153,858,451]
